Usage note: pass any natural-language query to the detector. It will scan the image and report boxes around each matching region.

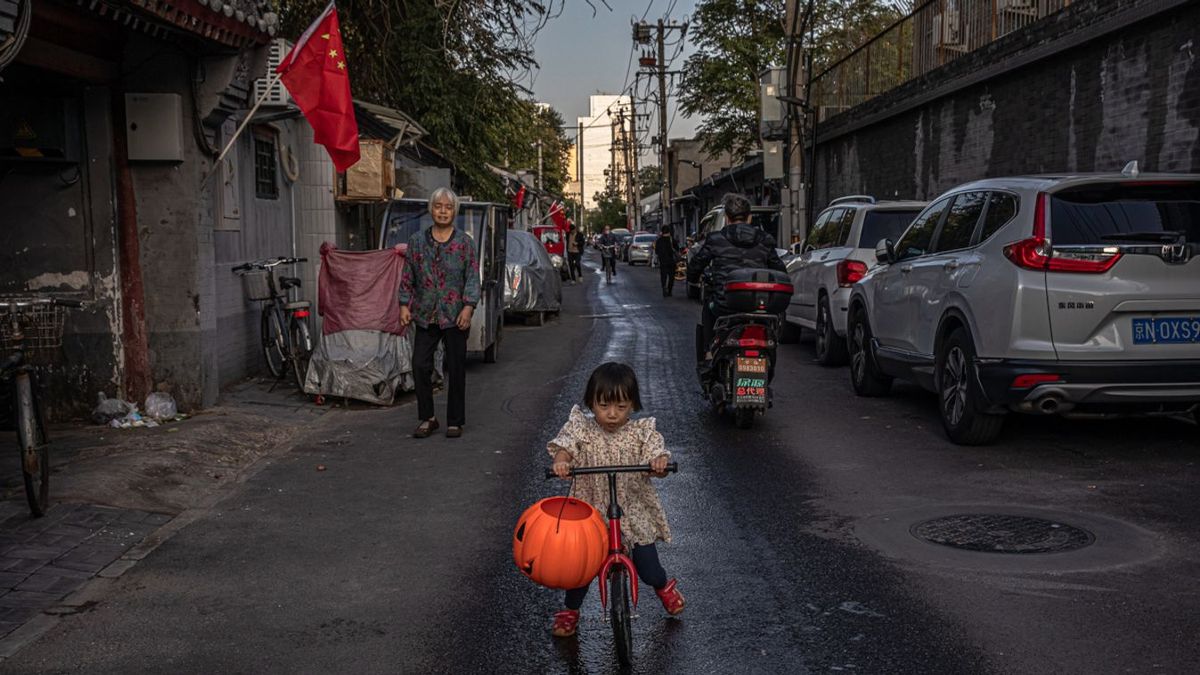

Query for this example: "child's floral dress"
[547,405,671,546]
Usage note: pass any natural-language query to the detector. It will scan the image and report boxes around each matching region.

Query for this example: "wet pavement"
[3,251,1198,673]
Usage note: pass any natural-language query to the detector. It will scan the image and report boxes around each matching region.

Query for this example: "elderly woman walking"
[399,188,480,438]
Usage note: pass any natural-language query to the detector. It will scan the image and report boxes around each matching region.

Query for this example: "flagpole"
[201,69,283,188]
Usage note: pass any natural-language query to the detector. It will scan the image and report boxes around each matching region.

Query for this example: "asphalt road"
[5,251,1199,674]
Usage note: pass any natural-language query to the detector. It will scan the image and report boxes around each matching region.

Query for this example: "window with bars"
[254,134,278,200]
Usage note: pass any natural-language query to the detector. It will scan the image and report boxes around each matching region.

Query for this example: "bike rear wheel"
[608,566,634,667]
[15,375,49,517]
[289,318,312,391]
[262,308,286,378]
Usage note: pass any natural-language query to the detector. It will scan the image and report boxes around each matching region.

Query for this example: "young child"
[546,362,685,638]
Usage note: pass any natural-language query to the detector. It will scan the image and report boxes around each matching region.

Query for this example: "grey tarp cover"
[304,329,416,405]
[505,229,562,313]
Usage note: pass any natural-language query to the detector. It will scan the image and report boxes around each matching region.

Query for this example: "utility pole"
[635,18,687,233]
[536,139,543,191]
[577,123,585,231]
[629,97,641,231]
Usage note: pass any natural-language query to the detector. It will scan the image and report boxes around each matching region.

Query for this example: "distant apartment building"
[576,94,631,209]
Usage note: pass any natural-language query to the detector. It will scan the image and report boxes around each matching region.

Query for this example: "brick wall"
[811,0,1200,210]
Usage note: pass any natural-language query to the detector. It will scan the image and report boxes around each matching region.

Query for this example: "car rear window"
[634,234,656,243]
[858,210,920,247]
[1050,182,1200,245]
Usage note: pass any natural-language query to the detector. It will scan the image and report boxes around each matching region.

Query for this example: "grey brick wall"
[811,0,1200,210]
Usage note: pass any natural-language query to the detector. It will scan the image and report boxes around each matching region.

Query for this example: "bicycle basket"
[241,270,273,301]
[0,303,66,351]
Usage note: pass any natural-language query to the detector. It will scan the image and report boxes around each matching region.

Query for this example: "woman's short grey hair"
[721,193,752,222]
[428,187,460,215]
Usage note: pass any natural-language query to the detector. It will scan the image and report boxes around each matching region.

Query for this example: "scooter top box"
[723,268,792,314]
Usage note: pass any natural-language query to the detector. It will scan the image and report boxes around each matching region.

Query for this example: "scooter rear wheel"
[733,407,755,429]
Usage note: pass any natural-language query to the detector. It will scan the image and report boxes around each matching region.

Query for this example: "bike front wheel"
[15,375,49,517]
[289,318,312,391]
[262,308,286,378]
[608,566,634,667]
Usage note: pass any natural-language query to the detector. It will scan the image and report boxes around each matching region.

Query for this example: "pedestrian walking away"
[547,362,685,638]
[567,226,584,282]
[687,193,786,362]
[653,225,677,297]
[399,187,480,439]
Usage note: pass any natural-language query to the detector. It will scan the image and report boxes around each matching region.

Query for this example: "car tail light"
[1002,193,1122,273]
[836,259,868,287]
[292,309,310,318]
[1011,373,1062,389]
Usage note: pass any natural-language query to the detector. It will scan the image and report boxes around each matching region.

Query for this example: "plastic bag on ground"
[144,392,178,421]
[93,393,135,425]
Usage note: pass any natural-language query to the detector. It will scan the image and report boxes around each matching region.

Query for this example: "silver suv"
[784,196,925,364]
[847,171,1200,445]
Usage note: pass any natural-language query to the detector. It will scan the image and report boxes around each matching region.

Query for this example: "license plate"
[734,357,768,405]
[1132,317,1200,345]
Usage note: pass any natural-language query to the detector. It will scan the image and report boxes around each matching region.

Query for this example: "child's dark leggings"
[564,543,668,610]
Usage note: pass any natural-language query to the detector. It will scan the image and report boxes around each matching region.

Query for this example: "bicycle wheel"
[289,318,312,391]
[605,259,613,285]
[262,308,286,378]
[608,566,634,668]
[15,375,49,517]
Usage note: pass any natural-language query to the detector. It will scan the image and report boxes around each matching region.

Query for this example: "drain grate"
[910,514,1095,554]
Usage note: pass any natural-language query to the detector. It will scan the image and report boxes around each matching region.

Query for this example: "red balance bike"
[546,462,678,668]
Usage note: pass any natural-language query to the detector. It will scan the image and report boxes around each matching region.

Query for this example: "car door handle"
[943,261,960,271]
[900,264,913,273]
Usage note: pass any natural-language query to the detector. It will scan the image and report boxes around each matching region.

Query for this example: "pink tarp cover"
[317,242,407,335]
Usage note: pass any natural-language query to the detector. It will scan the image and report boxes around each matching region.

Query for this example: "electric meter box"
[125,93,184,162]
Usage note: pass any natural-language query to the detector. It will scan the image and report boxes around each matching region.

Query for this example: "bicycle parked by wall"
[231,257,312,392]
[1,297,82,517]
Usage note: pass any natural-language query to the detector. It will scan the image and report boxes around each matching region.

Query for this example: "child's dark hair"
[584,362,642,411]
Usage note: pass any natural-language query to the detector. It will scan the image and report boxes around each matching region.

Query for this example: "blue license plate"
[1132,317,1200,345]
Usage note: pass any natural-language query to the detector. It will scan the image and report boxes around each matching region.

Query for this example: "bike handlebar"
[544,462,678,479]
[231,256,308,273]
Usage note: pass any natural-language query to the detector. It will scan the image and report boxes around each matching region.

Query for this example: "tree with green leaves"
[637,165,662,199]
[590,183,628,230]
[678,0,787,160]
[277,0,571,200]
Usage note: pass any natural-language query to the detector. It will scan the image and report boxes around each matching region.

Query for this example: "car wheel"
[936,328,1006,445]
[814,295,848,366]
[847,306,892,397]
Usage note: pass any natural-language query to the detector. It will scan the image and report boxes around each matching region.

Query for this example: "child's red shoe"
[655,579,685,615]
[551,609,580,637]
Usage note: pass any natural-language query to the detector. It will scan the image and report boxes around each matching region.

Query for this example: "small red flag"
[512,184,526,210]
[276,2,360,171]
[549,201,569,230]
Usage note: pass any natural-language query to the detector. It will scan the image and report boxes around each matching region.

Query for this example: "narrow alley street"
[4,252,1199,674]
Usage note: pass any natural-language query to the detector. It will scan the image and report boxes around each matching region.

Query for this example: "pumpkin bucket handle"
[554,476,579,534]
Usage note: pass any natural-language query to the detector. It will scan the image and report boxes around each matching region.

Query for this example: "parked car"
[686,205,782,299]
[846,169,1200,445]
[784,196,925,362]
[614,230,634,262]
[504,229,562,327]
[380,198,505,363]
[627,233,657,265]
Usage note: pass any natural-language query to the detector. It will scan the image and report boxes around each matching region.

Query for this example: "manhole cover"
[910,514,1095,554]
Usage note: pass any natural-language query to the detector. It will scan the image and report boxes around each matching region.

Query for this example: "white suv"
[847,171,1200,445]
[784,196,924,364]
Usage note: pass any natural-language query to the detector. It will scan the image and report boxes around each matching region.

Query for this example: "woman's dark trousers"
[659,259,675,296]
[413,324,467,426]
[563,543,668,610]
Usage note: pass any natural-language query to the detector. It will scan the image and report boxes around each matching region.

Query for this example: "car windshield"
[859,210,921,247]
[1050,183,1200,245]
[382,201,485,250]
[634,234,656,243]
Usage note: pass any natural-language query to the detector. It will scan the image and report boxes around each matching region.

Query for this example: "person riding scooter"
[686,193,787,366]
[597,225,619,281]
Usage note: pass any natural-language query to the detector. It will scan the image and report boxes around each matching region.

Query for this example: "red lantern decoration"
[513,497,608,590]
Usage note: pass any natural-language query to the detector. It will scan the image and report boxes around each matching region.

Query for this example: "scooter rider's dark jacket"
[687,222,786,308]
[597,232,619,255]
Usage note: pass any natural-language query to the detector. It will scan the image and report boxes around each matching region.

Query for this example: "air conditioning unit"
[932,11,964,48]
[254,39,295,108]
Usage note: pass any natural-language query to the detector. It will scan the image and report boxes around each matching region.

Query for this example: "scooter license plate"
[734,357,768,405]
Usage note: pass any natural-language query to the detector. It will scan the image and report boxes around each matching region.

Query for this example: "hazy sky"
[529,0,701,159]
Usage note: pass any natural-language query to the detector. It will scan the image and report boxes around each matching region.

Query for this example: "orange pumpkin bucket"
[513,497,608,590]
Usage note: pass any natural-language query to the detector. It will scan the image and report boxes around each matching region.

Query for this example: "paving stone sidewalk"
[0,502,171,639]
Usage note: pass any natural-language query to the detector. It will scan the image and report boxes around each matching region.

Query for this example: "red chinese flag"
[276,2,360,171]
[512,184,526,210]
[549,201,569,230]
